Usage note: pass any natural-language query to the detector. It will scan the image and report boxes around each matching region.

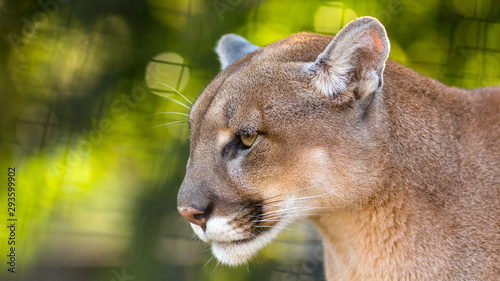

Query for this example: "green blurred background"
[0,0,499,280]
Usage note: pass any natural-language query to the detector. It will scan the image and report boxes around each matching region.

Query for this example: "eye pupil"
[240,132,257,147]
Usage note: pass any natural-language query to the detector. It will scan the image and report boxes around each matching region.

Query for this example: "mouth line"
[208,219,291,266]
[224,222,277,245]
[212,235,256,245]
[210,224,274,245]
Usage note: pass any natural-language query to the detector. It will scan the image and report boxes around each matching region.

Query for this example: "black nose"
[177,206,207,227]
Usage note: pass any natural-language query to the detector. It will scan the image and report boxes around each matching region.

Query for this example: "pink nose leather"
[177,206,206,226]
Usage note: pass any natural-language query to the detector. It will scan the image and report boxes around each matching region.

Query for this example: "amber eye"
[240,132,258,147]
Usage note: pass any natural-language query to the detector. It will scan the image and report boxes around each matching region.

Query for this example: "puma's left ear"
[216,34,259,70]
[304,17,390,102]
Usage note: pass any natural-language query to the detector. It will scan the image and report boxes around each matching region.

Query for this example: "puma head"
[177,17,390,265]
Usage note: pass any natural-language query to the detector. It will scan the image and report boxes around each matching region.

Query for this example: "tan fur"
[178,18,500,280]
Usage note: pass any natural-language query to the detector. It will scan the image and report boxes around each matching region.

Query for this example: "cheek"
[242,146,294,196]
[225,157,243,183]
[250,147,338,205]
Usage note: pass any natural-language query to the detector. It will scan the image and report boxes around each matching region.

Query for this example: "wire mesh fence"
[0,0,499,280]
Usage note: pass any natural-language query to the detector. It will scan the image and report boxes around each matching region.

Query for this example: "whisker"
[259,185,321,202]
[150,91,191,110]
[258,203,289,212]
[266,213,330,220]
[257,199,286,207]
[243,260,250,273]
[152,111,189,116]
[262,205,329,216]
[253,225,298,232]
[288,189,346,203]
[272,209,333,218]
[252,208,332,223]
[250,218,318,238]
[244,230,258,239]
[201,247,212,253]
[258,211,331,222]
[204,255,215,267]
[250,216,295,223]
[154,82,193,105]
[148,121,188,129]
[255,214,299,222]
[259,193,286,203]
[251,220,296,226]
[213,260,221,272]
[190,233,199,241]
[259,221,314,233]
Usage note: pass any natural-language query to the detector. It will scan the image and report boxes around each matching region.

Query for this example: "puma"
[176,17,500,280]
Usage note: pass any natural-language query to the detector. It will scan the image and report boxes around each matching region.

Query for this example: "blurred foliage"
[0,0,499,280]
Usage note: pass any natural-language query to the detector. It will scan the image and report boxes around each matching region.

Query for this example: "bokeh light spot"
[146,52,190,92]
[8,14,132,102]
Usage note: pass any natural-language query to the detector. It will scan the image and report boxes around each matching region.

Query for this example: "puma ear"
[304,17,390,102]
[216,34,259,70]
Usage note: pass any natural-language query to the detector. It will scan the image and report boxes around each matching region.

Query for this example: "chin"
[194,220,290,266]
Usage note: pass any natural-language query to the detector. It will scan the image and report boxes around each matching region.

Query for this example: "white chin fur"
[190,223,209,242]
[210,220,289,266]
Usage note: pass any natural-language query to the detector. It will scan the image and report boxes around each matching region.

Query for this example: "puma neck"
[312,60,500,280]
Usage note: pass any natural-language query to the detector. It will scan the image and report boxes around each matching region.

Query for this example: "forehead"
[189,33,332,135]
[189,69,268,133]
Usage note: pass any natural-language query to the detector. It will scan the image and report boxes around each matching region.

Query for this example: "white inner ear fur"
[304,17,390,98]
